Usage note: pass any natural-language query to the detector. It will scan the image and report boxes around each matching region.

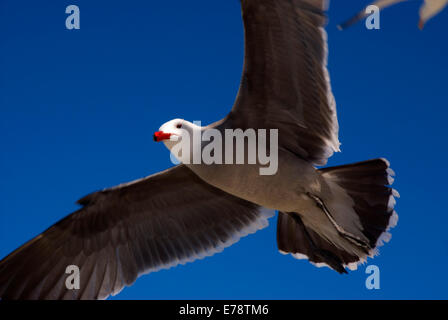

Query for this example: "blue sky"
[1,0,447,299]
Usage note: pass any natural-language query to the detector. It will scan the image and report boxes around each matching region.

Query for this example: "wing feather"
[0,165,273,300]
[229,0,339,165]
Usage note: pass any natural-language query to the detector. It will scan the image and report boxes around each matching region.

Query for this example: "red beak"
[153,131,172,142]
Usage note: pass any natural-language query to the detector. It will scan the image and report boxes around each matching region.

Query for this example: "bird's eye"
[176,123,182,129]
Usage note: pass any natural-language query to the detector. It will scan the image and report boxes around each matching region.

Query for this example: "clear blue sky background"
[1,0,447,299]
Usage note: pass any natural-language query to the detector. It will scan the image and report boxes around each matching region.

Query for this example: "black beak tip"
[153,134,157,142]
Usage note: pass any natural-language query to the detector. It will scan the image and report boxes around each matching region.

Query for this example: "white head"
[153,118,201,152]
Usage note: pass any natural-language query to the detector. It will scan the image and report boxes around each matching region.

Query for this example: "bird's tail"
[277,159,398,273]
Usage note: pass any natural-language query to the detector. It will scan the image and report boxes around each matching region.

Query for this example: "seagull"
[0,0,398,300]
[419,0,448,28]
[338,0,448,30]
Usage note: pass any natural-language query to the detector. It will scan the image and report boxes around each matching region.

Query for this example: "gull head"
[153,118,201,150]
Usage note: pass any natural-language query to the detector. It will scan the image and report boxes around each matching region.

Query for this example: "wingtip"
[418,19,425,30]
[337,11,365,31]
[336,22,348,31]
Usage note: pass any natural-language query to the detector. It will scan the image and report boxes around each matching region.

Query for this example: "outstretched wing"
[338,0,447,30]
[228,0,339,166]
[419,0,448,29]
[337,0,408,30]
[0,165,273,300]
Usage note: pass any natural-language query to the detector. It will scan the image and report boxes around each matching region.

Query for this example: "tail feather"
[277,158,398,273]
[319,158,399,250]
[277,212,359,273]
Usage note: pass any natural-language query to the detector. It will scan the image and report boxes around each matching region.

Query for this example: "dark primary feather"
[230,0,339,166]
[0,165,273,300]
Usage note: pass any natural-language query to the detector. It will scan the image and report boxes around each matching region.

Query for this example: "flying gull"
[338,0,448,30]
[0,0,398,300]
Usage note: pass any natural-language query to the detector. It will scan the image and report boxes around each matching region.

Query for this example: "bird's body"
[0,0,398,299]
[187,148,318,213]
[184,139,379,262]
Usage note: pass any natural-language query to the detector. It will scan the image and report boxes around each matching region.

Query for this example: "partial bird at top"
[0,0,398,300]
[338,0,448,30]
